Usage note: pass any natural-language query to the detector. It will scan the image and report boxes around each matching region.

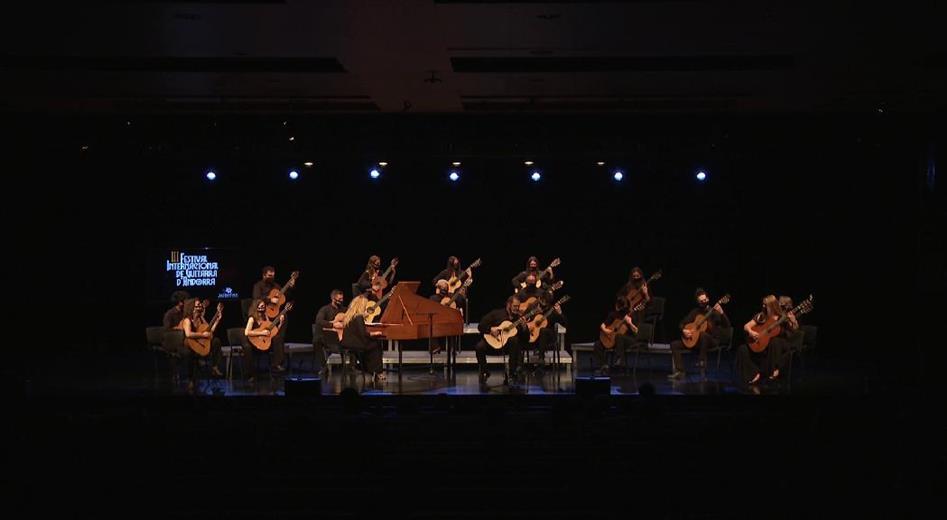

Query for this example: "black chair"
[225,327,246,380]
[643,297,666,343]
[786,325,817,381]
[706,327,734,377]
[622,322,654,377]
[146,326,179,382]
[240,298,253,321]
[312,323,356,376]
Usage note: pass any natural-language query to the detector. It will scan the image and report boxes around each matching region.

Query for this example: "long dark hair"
[365,255,381,273]
[526,256,539,270]
[446,256,460,272]
[628,267,644,284]
[249,299,266,323]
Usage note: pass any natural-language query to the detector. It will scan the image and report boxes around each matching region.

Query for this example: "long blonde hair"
[343,295,372,326]
[762,295,780,318]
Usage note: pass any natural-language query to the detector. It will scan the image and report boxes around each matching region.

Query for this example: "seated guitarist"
[432,256,469,288]
[514,273,551,307]
[474,295,528,382]
[313,290,347,375]
[428,280,467,355]
[669,289,730,380]
[357,255,396,299]
[593,298,637,375]
[532,293,567,370]
[180,298,224,389]
[511,256,554,289]
[735,295,796,385]
[242,299,286,382]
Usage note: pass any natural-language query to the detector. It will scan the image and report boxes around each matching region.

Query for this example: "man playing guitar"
[668,289,730,380]
[474,295,529,383]
[313,289,347,374]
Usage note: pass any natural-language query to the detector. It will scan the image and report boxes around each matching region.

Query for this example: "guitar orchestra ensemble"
[161,256,813,392]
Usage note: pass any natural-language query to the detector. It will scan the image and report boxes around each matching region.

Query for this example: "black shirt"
[163,306,183,330]
[431,291,467,314]
[511,268,554,288]
[316,303,346,329]
[432,268,469,287]
[680,306,731,341]
[357,268,396,295]
[602,310,629,327]
[478,308,516,335]
[341,315,375,350]
[253,279,285,301]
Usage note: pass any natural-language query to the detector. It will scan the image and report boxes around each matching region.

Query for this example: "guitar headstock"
[718,294,731,305]
[283,302,295,313]
[216,302,224,313]
[795,295,814,315]
[469,258,482,269]
[650,270,663,282]
[556,295,571,306]
[549,280,564,291]
[390,258,399,267]
[548,258,561,269]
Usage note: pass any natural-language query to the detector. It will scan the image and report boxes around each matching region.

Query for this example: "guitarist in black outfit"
[474,295,528,382]
[511,256,555,289]
[668,289,730,380]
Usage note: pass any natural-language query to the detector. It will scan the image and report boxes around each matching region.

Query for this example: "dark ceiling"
[1,1,944,114]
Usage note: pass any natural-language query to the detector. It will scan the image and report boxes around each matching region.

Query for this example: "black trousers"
[670,334,718,372]
[534,327,558,361]
[593,334,633,368]
[163,331,222,380]
[734,339,786,384]
[475,336,523,373]
[241,335,285,376]
[339,339,383,373]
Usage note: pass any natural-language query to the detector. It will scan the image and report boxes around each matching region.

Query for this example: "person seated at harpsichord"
[340,294,386,382]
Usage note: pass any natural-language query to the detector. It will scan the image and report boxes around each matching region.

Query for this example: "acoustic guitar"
[439,258,482,293]
[527,295,571,343]
[364,289,397,324]
[249,302,294,351]
[517,280,564,313]
[440,278,473,309]
[484,307,541,350]
[265,270,299,318]
[748,295,814,352]
[681,294,731,349]
[623,270,662,312]
[184,302,223,356]
[371,258,399,299]
[519,258,561,289]
[599,309,638,349]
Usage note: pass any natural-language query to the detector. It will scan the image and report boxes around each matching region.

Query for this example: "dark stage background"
[7,113,944,388]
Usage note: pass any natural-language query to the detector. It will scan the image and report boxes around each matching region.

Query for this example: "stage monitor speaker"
[285,377,322,399]
[575,376,610,397]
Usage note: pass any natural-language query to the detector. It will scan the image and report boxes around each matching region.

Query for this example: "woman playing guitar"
[357,255,398,299]
[241,299,287,381]
[179,298,224,390]
[736,295,797,385]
